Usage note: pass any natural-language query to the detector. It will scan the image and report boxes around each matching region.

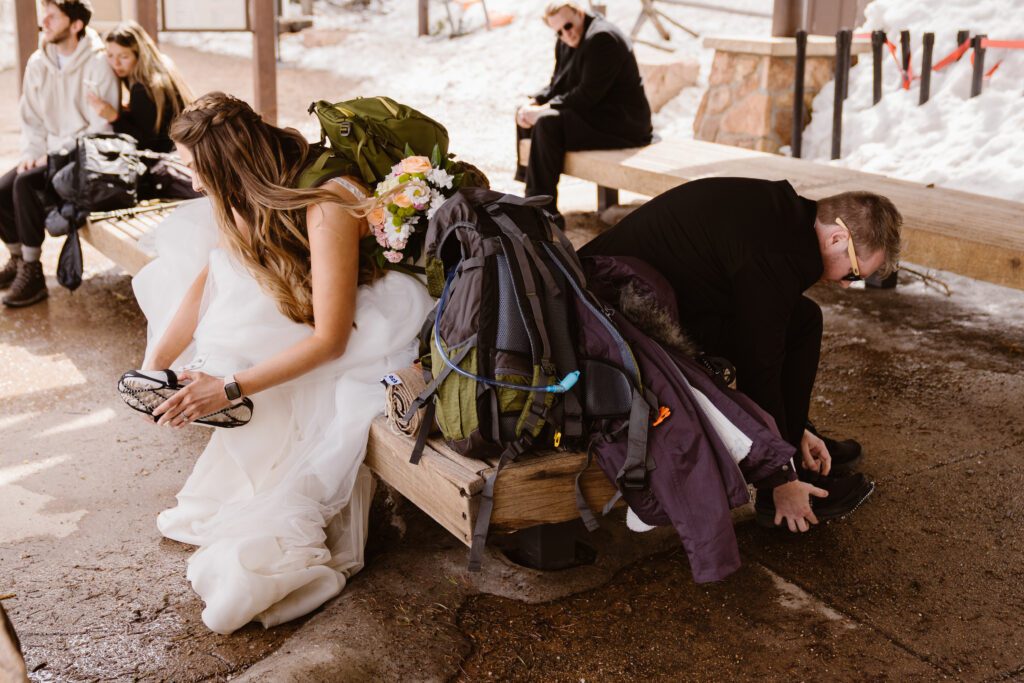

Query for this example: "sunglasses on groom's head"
[556,21,575,38]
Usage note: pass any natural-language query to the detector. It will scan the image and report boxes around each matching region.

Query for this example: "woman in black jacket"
[86,20,193,152]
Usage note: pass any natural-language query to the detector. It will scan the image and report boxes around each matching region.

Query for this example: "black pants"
[0,165,48,249]
[690,296,822,449]
[515,108,643,214]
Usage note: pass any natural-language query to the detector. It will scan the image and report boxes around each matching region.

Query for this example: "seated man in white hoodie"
[0,0,118,307]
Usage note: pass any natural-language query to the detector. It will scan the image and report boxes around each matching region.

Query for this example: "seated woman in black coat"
[86,20,193,152]
[515,2,652,217]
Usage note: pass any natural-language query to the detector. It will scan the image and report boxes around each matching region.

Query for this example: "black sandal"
[117,369,254,428]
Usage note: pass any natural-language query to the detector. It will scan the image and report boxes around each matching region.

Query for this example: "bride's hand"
[153,370,231,428]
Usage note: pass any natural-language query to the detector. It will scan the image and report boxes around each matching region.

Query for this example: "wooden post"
[791,29,807,158]
[919,32,934,105]
[418,0,429,36]
[597,186,619,211]
[841,27,852,100]
[252,0,278,125]
[14,0,38,94]
[871,30,884,105]
[134,0,159,44]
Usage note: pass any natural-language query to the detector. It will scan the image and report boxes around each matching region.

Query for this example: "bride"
[132,92,433,634]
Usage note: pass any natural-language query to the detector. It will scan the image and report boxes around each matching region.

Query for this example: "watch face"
[225,382,242,401]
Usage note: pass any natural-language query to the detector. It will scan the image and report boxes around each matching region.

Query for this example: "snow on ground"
[800,0,1024,202]
[159,0,772,191]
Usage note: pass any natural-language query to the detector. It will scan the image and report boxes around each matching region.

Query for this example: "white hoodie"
[18,27,121,163]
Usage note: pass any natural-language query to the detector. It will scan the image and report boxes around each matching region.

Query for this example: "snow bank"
[800,0,1024,202]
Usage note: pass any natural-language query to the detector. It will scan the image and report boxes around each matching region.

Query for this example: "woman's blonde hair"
[170,92,378,326]
[106,20,194,130]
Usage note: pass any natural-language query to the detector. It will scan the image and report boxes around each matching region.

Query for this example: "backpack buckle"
[337,122,352,137]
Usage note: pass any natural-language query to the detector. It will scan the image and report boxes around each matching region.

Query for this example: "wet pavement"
[2,44,1024,683]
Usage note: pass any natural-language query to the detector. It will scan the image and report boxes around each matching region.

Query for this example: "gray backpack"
[405,189,648,570]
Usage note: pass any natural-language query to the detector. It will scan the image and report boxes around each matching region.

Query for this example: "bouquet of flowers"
[368,147,457,265]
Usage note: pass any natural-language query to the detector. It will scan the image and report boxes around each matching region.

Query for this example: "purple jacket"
[581,256,797,583]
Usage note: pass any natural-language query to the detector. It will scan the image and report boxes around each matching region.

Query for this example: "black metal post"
[956,29,970,52]
[871,30,885,105]
[970,34,986,97]
[919,32,934,105]
[900,29,911,88]
[791,29,807,158]
[831,30,849,160]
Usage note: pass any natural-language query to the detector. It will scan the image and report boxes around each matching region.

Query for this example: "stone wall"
[693,50,835,153]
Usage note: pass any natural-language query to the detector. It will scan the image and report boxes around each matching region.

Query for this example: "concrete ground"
[2,45,1024,683]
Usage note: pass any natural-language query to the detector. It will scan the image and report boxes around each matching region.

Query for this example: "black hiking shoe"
[0,254,21,289]
[807,421,863,474]
[755,472,875,530]
[2,259,48,308]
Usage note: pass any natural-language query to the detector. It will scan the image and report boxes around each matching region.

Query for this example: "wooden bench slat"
[80,218,156,276]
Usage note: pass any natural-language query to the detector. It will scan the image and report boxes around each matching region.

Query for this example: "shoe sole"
[755,480,875,530]
[2,289,49,307]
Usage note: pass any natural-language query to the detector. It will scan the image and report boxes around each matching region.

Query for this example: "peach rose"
[393,193,413,209]
[399,156,433,175]
[368,205,387,228]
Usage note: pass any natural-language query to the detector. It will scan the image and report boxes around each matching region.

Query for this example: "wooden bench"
[522,137,1024,291]
[79,201,181,276]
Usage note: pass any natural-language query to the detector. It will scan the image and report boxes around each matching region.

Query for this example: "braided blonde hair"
[170,92,378,326]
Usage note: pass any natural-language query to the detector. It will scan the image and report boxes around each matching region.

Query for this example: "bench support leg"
[597,186,620,212]
[503,520,596,571]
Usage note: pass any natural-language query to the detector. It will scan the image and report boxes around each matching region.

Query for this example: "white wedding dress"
[132,191,433,634]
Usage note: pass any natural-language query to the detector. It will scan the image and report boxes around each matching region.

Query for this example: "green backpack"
[296,96,450,189]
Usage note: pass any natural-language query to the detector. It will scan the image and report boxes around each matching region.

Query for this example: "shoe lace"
[10,262,34,292]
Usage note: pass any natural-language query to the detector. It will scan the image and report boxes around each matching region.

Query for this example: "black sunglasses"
[556,21,574,38]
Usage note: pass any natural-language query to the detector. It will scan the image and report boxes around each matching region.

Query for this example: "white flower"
[402,179,431,209]
[427,167,454,190]
[426,189,447,220]
[377,174,401,196]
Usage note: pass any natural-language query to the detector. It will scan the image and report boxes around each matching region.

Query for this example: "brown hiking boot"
[0,254,21,289]
[2,259,48,308]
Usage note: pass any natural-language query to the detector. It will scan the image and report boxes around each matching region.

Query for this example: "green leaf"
[404,143,415,157]
[430,144,441,168]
